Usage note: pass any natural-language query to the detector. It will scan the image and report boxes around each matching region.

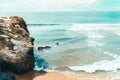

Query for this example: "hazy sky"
[0,0,120,12]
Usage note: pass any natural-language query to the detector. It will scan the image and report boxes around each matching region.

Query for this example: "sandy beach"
[15,71,120,80]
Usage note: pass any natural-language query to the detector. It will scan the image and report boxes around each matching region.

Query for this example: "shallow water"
[28,24,120,73]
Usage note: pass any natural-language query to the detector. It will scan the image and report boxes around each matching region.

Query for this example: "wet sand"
[16,71,120,80]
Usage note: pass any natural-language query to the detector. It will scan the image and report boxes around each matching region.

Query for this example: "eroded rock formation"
[0,16,34,74]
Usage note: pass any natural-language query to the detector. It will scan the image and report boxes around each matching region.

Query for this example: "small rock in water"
[38,46,51,50]
[56,42,59,45]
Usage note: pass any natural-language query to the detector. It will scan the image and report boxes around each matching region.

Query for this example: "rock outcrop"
[0,16,34,74]
[38,46,51,51]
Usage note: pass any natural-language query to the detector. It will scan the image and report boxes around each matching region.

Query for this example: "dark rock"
[38,46,51,50]
[56,42,59,45]
[0,73,16,80]
[0,16,35,74]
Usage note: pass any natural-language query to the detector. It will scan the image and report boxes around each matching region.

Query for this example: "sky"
[0,0,120,12]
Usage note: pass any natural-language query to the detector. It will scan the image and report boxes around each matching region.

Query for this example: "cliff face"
[0,16,34,74]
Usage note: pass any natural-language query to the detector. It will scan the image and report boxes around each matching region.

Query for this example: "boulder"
[38,46,51,50]
[0,16,35,74]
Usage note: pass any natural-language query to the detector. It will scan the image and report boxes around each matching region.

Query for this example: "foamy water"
[28,23,120,73]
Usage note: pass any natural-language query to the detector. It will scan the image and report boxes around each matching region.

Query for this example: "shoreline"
[15,70,120,80]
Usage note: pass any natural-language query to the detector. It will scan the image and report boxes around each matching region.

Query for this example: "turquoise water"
[28,24,120,73]
[1,12,120,73]
[0,12,120,24]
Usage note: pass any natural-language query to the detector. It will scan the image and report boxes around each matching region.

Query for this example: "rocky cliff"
[0,16,34,74]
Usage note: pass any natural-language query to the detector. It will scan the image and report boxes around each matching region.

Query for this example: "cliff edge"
[0,16,34,74]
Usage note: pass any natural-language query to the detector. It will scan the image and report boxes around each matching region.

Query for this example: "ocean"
[1,12,120,73]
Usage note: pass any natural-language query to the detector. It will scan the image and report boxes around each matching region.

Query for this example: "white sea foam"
[85,31,105,39]
[85,32,105,47]
[69,51,120,73]
[28,26,59,31]
[28,24,120,32]
[114,31,120,36]
[104,52,118,59]
[30,23,120,73]
[28,24,71,31]
[69,24,120,31]
[87,40,103,47]
[69,56,120,73]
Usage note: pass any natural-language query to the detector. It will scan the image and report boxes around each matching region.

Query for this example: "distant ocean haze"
[0,12,120,24]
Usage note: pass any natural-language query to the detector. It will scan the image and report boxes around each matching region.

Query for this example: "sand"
[16,71,120,80]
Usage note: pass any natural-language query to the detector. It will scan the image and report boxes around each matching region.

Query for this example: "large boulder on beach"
[0,16,34,74]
